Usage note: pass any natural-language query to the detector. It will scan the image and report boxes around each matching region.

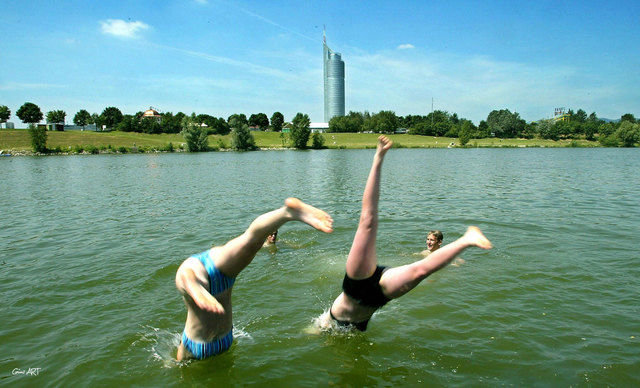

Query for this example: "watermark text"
[12,368,41,376]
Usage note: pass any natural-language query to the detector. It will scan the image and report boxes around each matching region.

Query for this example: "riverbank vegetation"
[1,102,638,154]
[1,129,602,155]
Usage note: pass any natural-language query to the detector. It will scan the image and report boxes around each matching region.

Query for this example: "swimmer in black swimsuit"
[321,135,493,332]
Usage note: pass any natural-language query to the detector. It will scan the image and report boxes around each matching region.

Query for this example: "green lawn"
[0,129,598,153]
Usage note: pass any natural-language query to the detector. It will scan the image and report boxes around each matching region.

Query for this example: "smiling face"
[426,231,443,252]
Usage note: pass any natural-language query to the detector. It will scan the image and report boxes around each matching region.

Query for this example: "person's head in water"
[265,230,278,245]
[426,230,443,252]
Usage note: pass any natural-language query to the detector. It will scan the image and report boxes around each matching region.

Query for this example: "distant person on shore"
[420,230,443,256]
[176,198,333,360]
[317,135,492,332]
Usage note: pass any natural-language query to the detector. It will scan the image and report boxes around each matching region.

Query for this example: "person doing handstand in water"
[176,198,333,360]
[320,135,492,331]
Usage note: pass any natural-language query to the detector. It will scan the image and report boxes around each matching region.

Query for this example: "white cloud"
[397,43,415,50]
[100,19,149,39]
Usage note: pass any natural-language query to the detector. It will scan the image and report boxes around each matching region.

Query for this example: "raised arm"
[175,263,225,314]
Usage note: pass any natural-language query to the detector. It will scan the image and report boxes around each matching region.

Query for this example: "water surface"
[1,148,639,386]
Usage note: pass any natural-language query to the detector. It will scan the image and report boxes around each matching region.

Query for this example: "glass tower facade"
[323,35,345,122]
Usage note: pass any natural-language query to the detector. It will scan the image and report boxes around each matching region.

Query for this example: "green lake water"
[1,148,639,387]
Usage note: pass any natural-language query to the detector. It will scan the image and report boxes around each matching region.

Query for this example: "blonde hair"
[428,230,443,243]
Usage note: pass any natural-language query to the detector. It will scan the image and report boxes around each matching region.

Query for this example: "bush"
[615,122,640,147]
[311,132,325,149]
[598,134,619,147]
[230,119,256,151]
[28,125,47,153]
[161,142,174,152]
[181,115,209,152]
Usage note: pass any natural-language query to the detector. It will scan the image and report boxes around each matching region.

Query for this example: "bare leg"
[380,226,492,299]
[213,198,333,278]
[345,135,393,279]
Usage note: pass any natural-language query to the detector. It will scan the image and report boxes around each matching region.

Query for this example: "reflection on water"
[0,148,639,386]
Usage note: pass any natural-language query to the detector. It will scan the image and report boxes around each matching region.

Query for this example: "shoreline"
[0,129,602,156]
[0,143,601,157]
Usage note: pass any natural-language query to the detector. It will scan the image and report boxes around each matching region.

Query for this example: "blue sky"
[1,0,638,125]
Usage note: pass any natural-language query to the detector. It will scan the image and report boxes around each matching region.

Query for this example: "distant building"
[310,122,329,133]
[554,107,571,122]
[323,31,345,123]
[45,123,64,131]
[142,107,162,123]
[64,124,98,131]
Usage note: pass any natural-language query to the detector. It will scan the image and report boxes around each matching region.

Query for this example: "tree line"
[328,109,639,147]
[1,102,323,152]
[2,102,638,151]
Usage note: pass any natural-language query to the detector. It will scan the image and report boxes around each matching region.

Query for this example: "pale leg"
[380,226,492,299]
[214,198,333,278]
[345,136,393,279]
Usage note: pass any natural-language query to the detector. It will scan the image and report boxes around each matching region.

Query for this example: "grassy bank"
[0,129,599,153]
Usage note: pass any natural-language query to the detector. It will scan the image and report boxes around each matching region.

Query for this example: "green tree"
[554,121,572,139]
[16,102,44,126]
[574,109,587,123]
[329,111,363,133]
[270,112,284,132]
[159,112,182,134]
[211,117,230,135]
[311,132,326,149]
[486,109,525,138]
[73,109,91,130]
[583,121,598,141]
[458,120,474,146]
[477,120,490,138]
[620,113,636,123]
[196,113,216,128]
[598,122,616,138]
[116,115,140,132]
[290,113,311,149]
[46,110,66,125]
[181,114,209,152]
[520,122,537,139]
[409,110,452,136]
[0,105,10,127]
[99,106,123,129]
[140,116,162,134]
[227,113,248,127]
[538,119,560,140]
[615,121,640,147]
[230,117,256,151]
[599,133,619,147]
[249,113,269,130]
[364,111,399,134]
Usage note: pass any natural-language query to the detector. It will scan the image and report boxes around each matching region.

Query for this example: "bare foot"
[377,135,393,157]
[463,226,492,249]
[285,198,333,233]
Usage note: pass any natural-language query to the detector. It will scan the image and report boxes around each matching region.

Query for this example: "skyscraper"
[323,32,345,123]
